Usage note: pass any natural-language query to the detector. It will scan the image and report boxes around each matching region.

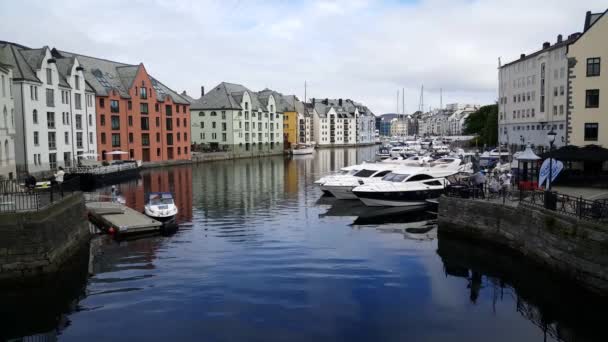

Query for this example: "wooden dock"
[86,201,162,234]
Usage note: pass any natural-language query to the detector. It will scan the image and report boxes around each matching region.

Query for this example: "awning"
[542,144,608,162]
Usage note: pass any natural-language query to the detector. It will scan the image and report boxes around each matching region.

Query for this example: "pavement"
[553,186,608,200]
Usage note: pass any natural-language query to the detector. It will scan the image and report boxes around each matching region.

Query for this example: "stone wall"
[0,193,90,281]
[438,196,608,295]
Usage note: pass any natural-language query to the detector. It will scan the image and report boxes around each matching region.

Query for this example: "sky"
[0,0,605,114]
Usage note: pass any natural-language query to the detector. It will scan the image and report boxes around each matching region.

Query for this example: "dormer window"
[46,68,52,85]
[245,102,249,110]
[270,105,274,112]
[75,75,80,90]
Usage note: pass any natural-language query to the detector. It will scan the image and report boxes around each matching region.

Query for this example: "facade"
[56,50,190,163]
[355,104,375,144]
[297,101,313,144]
[389,118,409,137]
[567,10,608,147]
[446,106,479,135]
[190,82,284,153]
[279,94,299,147]
[0,43,97,175]
[311,98,359,146]
[498,34,575,151]
[0,63,16,178]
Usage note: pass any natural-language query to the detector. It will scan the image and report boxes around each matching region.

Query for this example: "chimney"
[312,98,315,106]
[324,98,328,105]
[201,86,205,97]
[520,54,526,59]
[181,90,187,96]
[557,34,563,43]
[338,98,343,106]
[543,42,551,49]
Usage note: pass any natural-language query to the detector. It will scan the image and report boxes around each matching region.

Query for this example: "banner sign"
[539,158,564,188]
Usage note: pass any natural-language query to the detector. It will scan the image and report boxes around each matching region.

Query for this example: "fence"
[445,182,608,222]
[0,177,81,213]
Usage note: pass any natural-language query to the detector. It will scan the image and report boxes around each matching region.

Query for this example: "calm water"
[1,147,606,342]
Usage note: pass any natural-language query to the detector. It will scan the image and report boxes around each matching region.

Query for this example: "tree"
[464,104,498,146]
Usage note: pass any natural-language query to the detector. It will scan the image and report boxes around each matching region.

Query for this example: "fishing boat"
[291,144,315,155]
[144,192,178,222]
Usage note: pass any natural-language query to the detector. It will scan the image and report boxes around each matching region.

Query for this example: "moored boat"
[144,192,178,222]
[291,144,315,155]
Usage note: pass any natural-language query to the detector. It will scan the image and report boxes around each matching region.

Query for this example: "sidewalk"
[553,186,608,200]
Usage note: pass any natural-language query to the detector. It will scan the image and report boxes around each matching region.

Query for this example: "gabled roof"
[190,82,244,110]
[0,42,41,83]
[569,9,608,48]
[55,49,189,104]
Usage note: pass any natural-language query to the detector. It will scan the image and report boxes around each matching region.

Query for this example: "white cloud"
[0,0,605,114]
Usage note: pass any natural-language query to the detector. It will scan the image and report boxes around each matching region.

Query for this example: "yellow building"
[283,110,298,147]
[568,10,608,146]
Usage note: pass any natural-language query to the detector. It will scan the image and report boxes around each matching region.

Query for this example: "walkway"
[553,186,608,200]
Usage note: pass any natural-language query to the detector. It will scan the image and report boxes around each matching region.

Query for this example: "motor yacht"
[291,144,315,155]
[352,170,449,207]
[321,164,401,199]
[144,192,178,222]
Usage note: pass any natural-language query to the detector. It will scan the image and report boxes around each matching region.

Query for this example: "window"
[46,68,52,85]
[156,132,160,142]
[142,133,150,146]
[128,116,133,126]
[157,148,161,157]
[46,88,54,107]
[89,132,93,144]
[111,133,121,147]
[165,105,172,116]
[99,98,105,108]
[140,86,147,99]
[33,110,38,124]
[76,132,83,148]
[110,100,119,113]
[141,117,149,130]
[560,86,564,96]
[129,132,134,143]
[128,101,132,110]
[183,118,187,126]
[155,117,160,127]
[553,106,557,115]
[30,85,38,101]
[222,122,227,131]
[49,153,56,170]
[166,133,173,145]
[166,118,173,130]
[586,89,600,108]
[47,112,55,129]
[184,132,187,141]
[177,118,180,127]
[64,152,71,167]
[560,67,565,79]
[75,93,82,110]
[540,63,546,113]
[554,87,558,97]
[210,111,217,116]
[140,103,148,114]
[33,131,39,145]
[559,105,564,115]
[177,132,181,141]
[75,75,80,90]
[48,132,56,150]
[100,114,105,126]
[176,105,180,113]
[88,114,92,126]
[587,58,601,77]
[221,111,226,119]
[111,116,120,130]
[584,123,598,141]
[199,111,205,117]
[101,133,106,144]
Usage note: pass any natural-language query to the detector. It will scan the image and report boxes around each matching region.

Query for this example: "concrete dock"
[86,201,162,234]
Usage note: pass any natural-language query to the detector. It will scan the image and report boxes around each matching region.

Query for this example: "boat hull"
[353,189,443,207]
[292,148,314,155]
[324,186,358,200]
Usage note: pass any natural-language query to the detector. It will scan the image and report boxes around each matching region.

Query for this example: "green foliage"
[464,104,498,146]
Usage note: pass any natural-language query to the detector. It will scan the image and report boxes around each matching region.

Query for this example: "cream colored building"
[568,10,608,147]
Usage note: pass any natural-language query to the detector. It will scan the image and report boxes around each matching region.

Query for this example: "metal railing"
[0,176,80,213]
[445,182,608,222]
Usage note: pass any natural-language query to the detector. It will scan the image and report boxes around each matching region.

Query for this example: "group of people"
[470,169,513,198]
[23,167,65,191]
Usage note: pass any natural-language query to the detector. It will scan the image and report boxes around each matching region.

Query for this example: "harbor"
[0,147,607,342]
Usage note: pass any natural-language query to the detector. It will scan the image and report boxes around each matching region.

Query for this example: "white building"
[297,101,313,144]
[498,34,573,151]
[311,98,374,146]
[189,82,283,153]
[0,43,97,176]
[390,118,408,137]
[0,63,16,179]
[446,106,479,135]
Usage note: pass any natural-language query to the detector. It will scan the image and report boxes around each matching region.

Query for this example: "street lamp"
[546,129,557,191]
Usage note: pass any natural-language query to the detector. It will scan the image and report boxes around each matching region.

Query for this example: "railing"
[0,176,80,213]
[67,162,138,175]
[445,182,608,222]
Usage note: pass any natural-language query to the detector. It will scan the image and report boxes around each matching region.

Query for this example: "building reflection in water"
[112,165,193,223]
[436,232,608,342]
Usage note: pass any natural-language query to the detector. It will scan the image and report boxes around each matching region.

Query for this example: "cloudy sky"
[0,0,605,114]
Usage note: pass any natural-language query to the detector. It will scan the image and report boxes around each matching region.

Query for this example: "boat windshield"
[149,194,174,205]
[430,158,455,167]
[382,173,409,182]
[353,169,376,177]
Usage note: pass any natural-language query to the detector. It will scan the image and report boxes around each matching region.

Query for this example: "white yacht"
[315,164,363,195]
[144,192,178,222]
[352,170,449,207]
[291,144,315,155]
[321,164,400,199]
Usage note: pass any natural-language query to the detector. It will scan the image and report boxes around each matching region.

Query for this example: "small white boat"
[144,192,178,222]
[292,144,315,155]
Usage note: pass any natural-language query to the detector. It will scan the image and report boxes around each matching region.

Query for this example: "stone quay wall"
[0,193,90,281]
[438,195,608,295]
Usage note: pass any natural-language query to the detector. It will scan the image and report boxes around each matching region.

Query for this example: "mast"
[402,88,405,139]
[440,88,443,110]
[304,80,307,103]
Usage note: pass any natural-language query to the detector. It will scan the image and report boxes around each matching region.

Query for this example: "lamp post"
[547,129,557,191]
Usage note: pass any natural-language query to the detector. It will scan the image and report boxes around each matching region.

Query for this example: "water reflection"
[2,146,607,341]
[437,233,608,342]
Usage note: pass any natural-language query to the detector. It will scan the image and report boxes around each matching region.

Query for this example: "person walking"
[54,167,65,186]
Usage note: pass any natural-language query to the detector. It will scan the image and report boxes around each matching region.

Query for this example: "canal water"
[1,146,606,342]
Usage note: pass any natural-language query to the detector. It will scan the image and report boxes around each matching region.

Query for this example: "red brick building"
[54,51,190,162]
